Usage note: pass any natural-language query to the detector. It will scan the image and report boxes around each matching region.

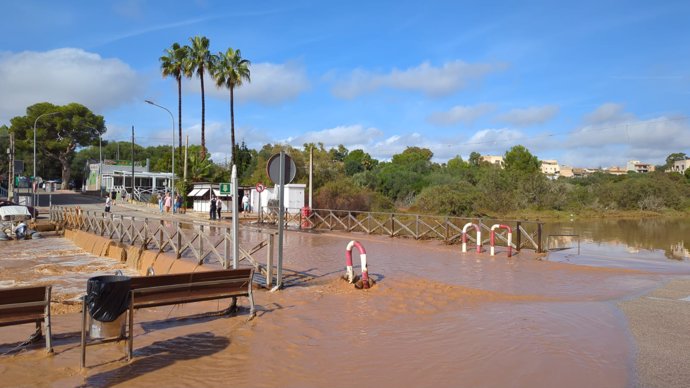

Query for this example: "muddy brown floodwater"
[1,227,689,388]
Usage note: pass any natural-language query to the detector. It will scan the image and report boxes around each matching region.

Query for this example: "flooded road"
[1,222,689,387]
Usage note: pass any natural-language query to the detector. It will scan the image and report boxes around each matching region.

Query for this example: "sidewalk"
[114,200,257,223]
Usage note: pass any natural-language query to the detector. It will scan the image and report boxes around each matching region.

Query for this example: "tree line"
[3,111,689,217]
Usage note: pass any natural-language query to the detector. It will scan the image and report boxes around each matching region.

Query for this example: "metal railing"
[50,206,279,287]
[260,207,545,252]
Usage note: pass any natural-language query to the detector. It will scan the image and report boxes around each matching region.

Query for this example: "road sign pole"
[273,151,286,291]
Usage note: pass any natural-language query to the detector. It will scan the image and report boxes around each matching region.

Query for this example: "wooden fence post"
[390,213,395,237]
[224,226,230,269]
[199,224,204,260]
[159,219,164,252]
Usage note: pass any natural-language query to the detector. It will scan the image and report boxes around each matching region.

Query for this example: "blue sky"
[1,0,689,168]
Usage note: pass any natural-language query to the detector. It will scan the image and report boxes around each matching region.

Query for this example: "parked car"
[0,200,39,218]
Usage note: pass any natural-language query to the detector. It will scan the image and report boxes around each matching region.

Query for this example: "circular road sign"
[255,182,265,192]
[266,153,297,184]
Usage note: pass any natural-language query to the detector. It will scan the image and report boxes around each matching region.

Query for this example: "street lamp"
[145,100,175,208]
[33,111,59,217]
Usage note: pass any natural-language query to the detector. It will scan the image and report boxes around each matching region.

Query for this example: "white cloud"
[284,124,383,149]
[497,105,559,126]
[583,102,634,124]
[556,104,690,166]
[332,60,507,99]
[427,103,494,126]
[196,61,310,105]
[0,48,144,122]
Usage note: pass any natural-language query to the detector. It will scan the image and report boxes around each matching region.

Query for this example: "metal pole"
[131,126,135,200]
[273,150,286,291]
[99,135,102,197]
[145,100,175,203]
[232,165,239,269]
[7,133,14,202]
[309,145,313,209]
[184,135,188,211]
[33,111,59,214]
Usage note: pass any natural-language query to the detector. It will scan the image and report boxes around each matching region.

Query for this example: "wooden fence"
[49,206,279,287]
[262,207,544,252]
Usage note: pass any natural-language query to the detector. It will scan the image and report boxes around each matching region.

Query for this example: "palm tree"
[210,48,251,167]
[159,42,188,161]
[186,36,212,159]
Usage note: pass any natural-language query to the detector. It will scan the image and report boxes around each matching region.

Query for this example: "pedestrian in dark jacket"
[209,196,217,220]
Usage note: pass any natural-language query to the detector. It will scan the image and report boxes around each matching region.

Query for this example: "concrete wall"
[63,229,213,275]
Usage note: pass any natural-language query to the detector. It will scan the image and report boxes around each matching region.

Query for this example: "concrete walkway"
[619,278,690,388]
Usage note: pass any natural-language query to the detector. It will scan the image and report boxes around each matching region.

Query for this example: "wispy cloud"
[427,103,495,126]
[94,16,222,48]
[191,61,310,105]
[284,125,383,149]
[497,105,559,127]
[331,60,507,99]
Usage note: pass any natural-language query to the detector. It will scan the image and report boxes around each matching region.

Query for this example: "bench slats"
[0,313,45,327]
[81,268,254,368]
[0,285,52,352]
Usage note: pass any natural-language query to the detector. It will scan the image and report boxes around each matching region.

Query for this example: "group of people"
[209,196,223,220]
[158,192,183,214]
[104,190,251,220]
[209,193,250,220]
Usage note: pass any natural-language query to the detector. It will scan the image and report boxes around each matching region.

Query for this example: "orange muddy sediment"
[1,231,689,387]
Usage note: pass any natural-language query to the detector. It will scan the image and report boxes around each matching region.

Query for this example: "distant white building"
[251,183,306,213]
[540,160,560,179]
[670,158,690,174]
[626,160,655,173]
[480,155,504,168]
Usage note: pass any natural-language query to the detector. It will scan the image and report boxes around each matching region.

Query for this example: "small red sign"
[255,182,265,193]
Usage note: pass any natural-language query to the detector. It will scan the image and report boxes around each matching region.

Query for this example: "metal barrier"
[462,222,482,253]
[490,224,513,257]
[344,240,371,289]
[261,207,543,252]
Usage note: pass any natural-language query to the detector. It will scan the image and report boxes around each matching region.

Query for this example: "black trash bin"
[85,275,131,338]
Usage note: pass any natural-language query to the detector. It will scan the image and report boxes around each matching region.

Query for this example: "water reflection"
[545,218,690,262]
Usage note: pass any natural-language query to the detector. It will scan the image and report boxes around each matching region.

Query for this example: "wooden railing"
[261,207,544,252]
[49,206,278,287]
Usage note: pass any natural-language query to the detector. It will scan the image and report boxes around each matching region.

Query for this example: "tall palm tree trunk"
[230,85,236,168]
[177,77,183,162]
[200,69,206,159]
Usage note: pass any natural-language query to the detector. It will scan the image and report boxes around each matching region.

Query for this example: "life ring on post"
[344,240,374,289]
[490,224,513,257]
[461,222,482,253]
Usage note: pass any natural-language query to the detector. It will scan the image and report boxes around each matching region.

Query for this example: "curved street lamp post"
[145,100,175,206]
[33,111,60,218]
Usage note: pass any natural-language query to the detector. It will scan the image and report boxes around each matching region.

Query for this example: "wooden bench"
[0,285,52,353]
[80,268,254,367]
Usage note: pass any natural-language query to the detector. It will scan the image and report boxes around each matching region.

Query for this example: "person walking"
[158,194,164,213]
[174,194,182,214]
[242,193,250,213]
[164,192,172,213]
[105,194,112,213]
[216,197,223,220]
[209,195,217,220]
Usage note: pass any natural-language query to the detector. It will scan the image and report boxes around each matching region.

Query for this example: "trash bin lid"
[86,275,132,322]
